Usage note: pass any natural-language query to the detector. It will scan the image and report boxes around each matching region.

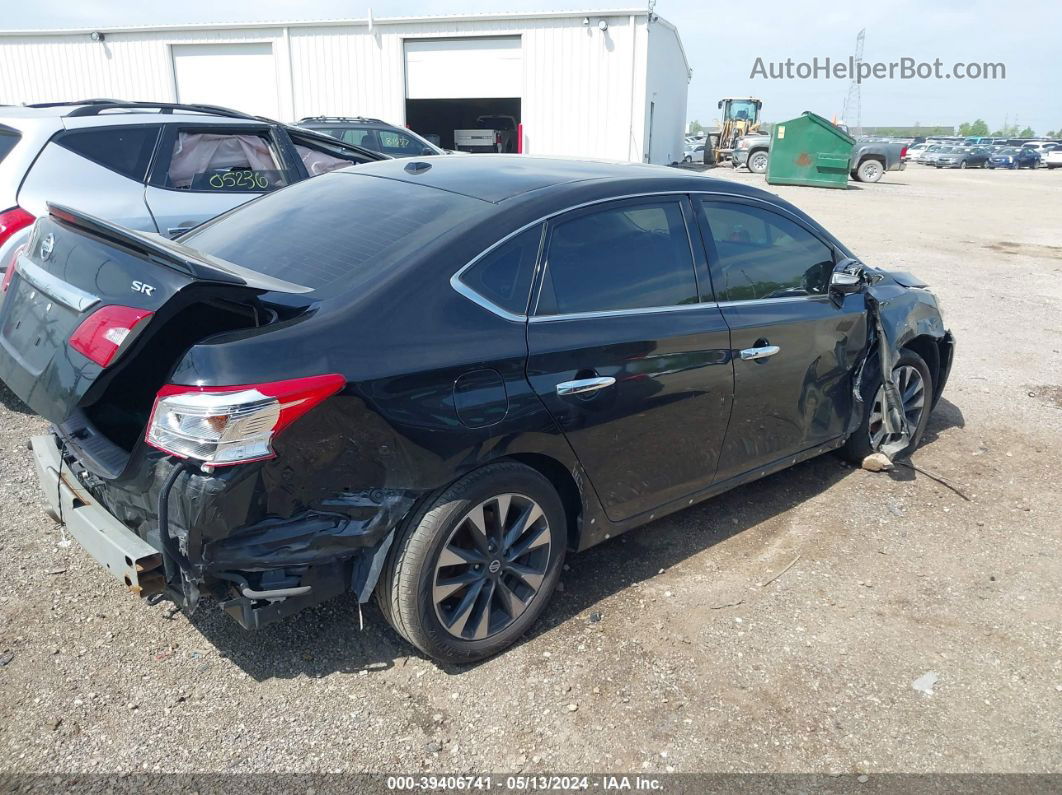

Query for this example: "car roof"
[339,154,773,204]
[0,102,278,130]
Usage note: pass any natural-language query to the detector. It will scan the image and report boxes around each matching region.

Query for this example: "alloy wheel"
[432,493,552,641]
[868,365,926,451]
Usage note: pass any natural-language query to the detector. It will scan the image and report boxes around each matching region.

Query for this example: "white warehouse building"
[0,9,691,164]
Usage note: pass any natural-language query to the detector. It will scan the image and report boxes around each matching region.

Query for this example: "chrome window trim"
[15,254,99,312]
[715,295,831,308]
[449,189,836,322]
[528,301,717,324]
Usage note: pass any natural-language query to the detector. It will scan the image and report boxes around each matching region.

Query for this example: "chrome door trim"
[715,295,832,308]
[449,189,838,322]
[529,301,718,323]
[555,376,616,396]
[15,254,99,312]
[739,345,781,361]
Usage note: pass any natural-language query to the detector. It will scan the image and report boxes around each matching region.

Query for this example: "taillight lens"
[145,374,345,466]
[0,206,34,250]
[1,243,26,293]
[68,305,154,367]
[900,146,909,158]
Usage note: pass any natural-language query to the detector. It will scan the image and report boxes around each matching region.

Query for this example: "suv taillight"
[1,243,26,293]
[0,206,34,251]
[69,305,154,367]
[145,374,345,466]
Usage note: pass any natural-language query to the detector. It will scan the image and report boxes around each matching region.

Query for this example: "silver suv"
[0,100,382,271]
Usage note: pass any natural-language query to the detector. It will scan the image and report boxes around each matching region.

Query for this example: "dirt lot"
[0,164,1060,775]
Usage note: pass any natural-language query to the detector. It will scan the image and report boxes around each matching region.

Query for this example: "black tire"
[841,348,934,464]
[856,158,885,183]
[377,462,566,663]
[747,150,768,174]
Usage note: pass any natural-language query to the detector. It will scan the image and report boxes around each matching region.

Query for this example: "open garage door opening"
[404,37,523,153]
[406,98,521,152]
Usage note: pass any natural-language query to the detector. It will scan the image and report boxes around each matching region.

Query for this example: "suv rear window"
[0,127,19,164]
[165,131,288,191]
[56,126,160,181]
[182,172,486,292]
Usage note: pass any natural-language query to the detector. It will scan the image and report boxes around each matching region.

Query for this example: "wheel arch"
[502,452,584,551]
[903,334,945,407]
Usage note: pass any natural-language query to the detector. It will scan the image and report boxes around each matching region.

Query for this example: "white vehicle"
[1045,148,1062,169]
[904,143,929,161]
[0,99,379,278]
[454,115,519,153]
[682,142,705,163]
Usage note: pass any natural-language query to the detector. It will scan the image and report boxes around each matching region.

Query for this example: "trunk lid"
[0,204,310,425]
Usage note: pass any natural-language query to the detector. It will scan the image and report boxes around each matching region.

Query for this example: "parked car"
[904,143,929,161]
[1045,148,1062,169]
[454,115,519,153]
[935,146,990,169]
[0,100,382,273]
[1020,142,1055,165]
[921,145,957,166]
[987,147,1041,169]
[0,156,953,663]
[914,144,944,164]
[297,116,445,158]
[683,142,705,163]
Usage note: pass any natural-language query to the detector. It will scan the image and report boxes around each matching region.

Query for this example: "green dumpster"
[765,111,855,189]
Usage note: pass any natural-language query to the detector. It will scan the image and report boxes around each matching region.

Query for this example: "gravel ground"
[0,164,1060,775]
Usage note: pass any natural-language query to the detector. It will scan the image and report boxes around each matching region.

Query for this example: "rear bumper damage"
[30,432,417,629]
[30,434,165,597]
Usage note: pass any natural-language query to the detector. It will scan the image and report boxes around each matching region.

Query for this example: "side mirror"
[829,259,865,304]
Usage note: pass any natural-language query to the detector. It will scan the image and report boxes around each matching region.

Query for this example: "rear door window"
[0,127,20,164]
[458,225,543,316]
[287,132,373,177]
[164,129,289,191]
[55,126,160,182]
[535,199,698,316]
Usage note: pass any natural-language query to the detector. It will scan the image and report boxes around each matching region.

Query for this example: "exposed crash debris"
[912,671,940,696]
[862,452,895,472]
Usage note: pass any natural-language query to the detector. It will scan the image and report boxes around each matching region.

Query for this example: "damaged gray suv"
[0,156,953,663]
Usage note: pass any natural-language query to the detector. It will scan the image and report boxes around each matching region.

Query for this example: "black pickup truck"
[732,133,906,183]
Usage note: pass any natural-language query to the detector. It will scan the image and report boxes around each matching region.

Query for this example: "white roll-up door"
[171,43,279,119]
[404,37,522,99]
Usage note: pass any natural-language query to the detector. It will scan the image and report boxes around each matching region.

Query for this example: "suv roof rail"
[298,115,385,124]
[26,99,270,122]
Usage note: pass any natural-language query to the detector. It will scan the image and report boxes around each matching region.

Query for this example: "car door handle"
[740,345,781,361]
[555,376,616,396]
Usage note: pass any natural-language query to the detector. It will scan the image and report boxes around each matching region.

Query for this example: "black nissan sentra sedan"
[0,156,953,662]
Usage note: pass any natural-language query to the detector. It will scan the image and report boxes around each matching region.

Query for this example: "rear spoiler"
[46,203,313,295]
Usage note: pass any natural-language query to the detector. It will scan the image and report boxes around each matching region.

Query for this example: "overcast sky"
[7,0,1061,134]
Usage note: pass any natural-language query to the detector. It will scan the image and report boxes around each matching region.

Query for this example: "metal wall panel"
[0,13,688,163]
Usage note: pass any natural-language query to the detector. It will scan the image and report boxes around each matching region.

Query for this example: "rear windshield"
[0,127,20,163]
[182,172,486,292]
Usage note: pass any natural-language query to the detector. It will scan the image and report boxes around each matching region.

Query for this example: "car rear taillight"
[145,374,345,466]
[496,131,503,146]
[1,243,26,293]
[0,206,34,250]
[900,146,908,158]
[68,305,154,367]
